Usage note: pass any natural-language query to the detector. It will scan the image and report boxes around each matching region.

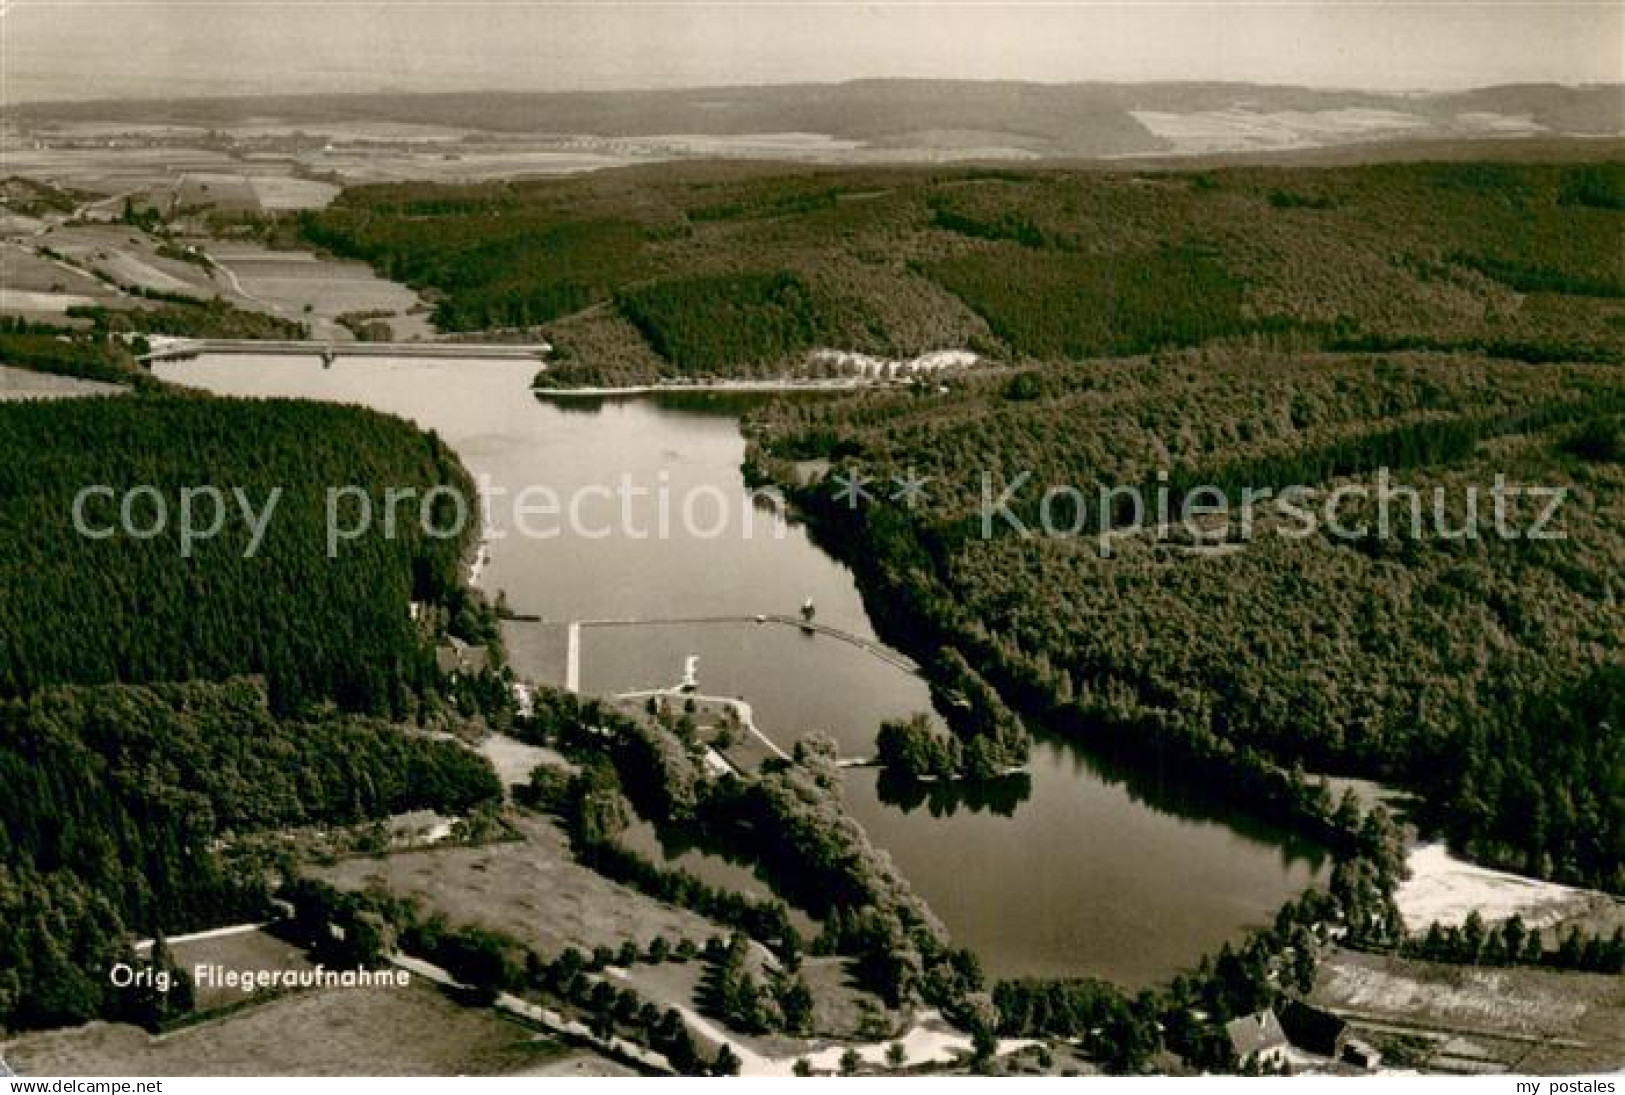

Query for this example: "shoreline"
[532,378,903,397]
[142,337,550,363]
[1395,842,1622,934]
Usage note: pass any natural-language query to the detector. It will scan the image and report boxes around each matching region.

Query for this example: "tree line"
[1405,912,1624,975]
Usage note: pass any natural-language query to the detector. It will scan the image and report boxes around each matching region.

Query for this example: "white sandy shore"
[1395,843,1615,932]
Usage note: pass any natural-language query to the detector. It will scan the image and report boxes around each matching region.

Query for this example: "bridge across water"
[142,337,549,363]
[539,613,920,693]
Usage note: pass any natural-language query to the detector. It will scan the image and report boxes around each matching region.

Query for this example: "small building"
[435,636,489,677]
[1278,1000,1350,1060]
[1225,1009,1291,1069]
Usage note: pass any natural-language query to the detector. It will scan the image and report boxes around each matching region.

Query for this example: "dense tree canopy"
[0,390,505,1033]
[0,395,483,714]
[301,159,1623,388]
[750,351,1623,891]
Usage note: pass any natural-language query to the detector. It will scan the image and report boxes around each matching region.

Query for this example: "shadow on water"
[871,718,1326,873]
[534,393,617,416]
[1037,725,1331,873]
[534,389,800,418]
[790,501,1329,873]
[873,766,1034,818]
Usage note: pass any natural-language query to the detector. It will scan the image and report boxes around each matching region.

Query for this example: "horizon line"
[7,75,1623,110]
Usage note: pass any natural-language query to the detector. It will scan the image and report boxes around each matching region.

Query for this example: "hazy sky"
[2,1,1620,102]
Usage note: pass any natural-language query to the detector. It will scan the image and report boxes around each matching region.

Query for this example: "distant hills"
[10,80,1622,160]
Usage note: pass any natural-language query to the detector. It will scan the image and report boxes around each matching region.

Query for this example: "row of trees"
[516,674,1370,1077]
[527,759,803,948]
[1406,914,1625,974]
[875,712,967,781]
[927,241,1254,360]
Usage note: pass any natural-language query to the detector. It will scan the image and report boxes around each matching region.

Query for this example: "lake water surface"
[158,353,1326,987]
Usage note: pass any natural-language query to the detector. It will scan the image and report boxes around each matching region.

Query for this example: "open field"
[198,241,434,341]
[163,929,316,1012]
[1312,947,1625,1075]
[1,979,586,1077]
[0,243,124,317]
[0,364,124,400]
[475,730,577,792]
[313,812,727,958]
[11,83,1619,166]
[0,195,433,340]
[21,222,218,298]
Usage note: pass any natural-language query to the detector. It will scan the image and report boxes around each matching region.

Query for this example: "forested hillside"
[0,678,502,1032]
[299,157,1623,387]
[0,395,484,713]
[293,156,1624,890]
[747,352,1624,892]
[0,388,507,1033]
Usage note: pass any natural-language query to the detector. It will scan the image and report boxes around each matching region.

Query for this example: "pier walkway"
[532,613,920,692]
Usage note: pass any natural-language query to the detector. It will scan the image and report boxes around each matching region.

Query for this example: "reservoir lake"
[158,353,1327,987]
